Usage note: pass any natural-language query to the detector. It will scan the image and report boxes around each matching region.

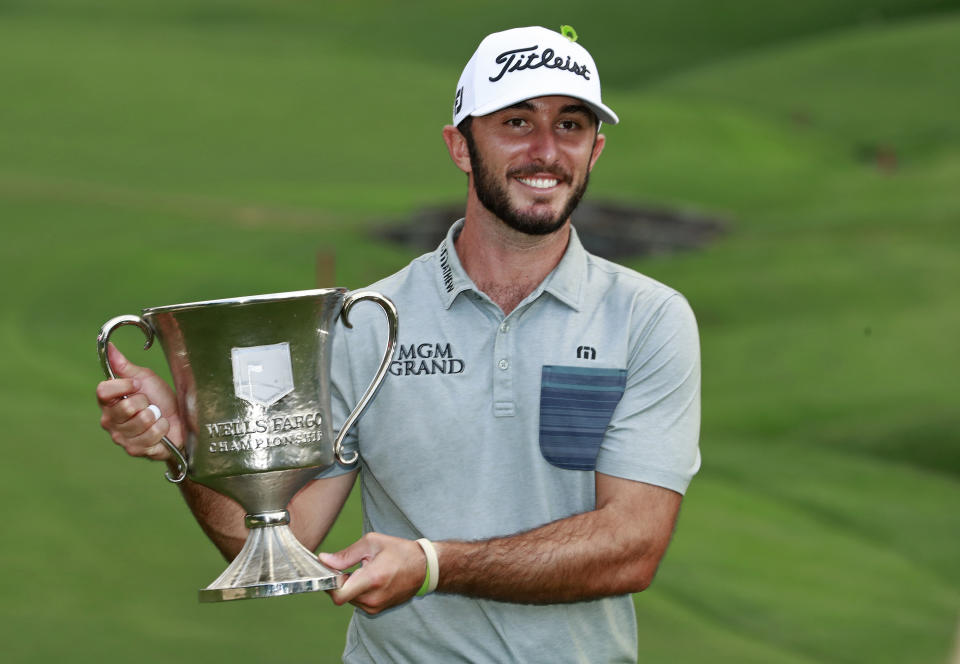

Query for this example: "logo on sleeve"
[576,345,597,360]
[390,342,465,376]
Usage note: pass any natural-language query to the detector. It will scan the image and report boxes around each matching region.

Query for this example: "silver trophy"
[97,288,398,602]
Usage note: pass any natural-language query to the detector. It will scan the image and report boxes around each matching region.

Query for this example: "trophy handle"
[97,315,189,484]
[333,291,398,465]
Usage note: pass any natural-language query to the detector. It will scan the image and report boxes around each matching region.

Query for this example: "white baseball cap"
[453,26,619,127]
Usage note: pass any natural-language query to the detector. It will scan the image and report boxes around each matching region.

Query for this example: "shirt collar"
[538,225,587,311]
[434,219,587,312]
[435,219,475,309]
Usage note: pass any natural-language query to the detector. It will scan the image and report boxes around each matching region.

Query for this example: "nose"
[526,124,559,165]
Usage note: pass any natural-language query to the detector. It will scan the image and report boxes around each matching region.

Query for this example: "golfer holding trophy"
[97,288,397,602]
[96,25,701,663]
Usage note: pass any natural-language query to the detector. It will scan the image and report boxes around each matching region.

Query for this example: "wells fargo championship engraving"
[204,412,326,453]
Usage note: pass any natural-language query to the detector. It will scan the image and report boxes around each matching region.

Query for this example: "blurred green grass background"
[1,1,958,662]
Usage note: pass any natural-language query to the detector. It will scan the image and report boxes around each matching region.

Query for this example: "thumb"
[107,342,148,380]
[319,539,374,571]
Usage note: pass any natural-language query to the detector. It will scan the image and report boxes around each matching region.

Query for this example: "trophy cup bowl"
[97,288,398,602]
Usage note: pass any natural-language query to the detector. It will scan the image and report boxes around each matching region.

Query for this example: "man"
[97,26,701,663]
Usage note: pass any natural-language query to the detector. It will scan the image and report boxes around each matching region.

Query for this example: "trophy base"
[199,575,345,602]
[198,516,345,603]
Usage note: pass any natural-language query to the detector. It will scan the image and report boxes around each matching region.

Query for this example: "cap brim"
[470,92,619,125]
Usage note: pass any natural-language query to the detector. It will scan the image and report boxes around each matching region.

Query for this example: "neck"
[454,196,570,315]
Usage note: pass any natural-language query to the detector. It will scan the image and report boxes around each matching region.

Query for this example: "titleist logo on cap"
[488,45,591,83]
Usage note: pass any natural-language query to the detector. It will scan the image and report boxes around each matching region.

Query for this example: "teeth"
[517,177,558,189]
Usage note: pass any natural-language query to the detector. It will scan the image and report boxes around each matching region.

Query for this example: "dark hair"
[457,117,475,149]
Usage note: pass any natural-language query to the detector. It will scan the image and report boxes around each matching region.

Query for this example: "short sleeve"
[595,294,701,494]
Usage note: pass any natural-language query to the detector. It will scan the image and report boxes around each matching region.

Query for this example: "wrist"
[415,538,439,595]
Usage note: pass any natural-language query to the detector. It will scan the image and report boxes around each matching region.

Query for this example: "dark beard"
[466,135,591,237]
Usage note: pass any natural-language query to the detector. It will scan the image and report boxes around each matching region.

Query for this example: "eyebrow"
[561,103,592,116]
[502,101,595,120]
[504,101,537,112]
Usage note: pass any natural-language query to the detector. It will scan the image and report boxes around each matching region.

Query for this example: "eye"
[505,117,528,128]
[557,119,580,131]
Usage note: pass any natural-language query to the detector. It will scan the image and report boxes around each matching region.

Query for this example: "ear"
[442,125,472,174]
[587,133,606,173]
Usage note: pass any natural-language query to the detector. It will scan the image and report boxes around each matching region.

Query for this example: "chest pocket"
[539,365,627,471]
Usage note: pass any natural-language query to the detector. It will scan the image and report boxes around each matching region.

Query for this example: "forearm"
[176,474,248,561]
[175,469,358,561]
[436,512,650,603]
[323,475,682,613]
[435,478,681,604]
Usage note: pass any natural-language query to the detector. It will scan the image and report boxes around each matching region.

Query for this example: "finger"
[96,378,139,406]
[328,565,377,607]
[102,393,151,428]
[112,417,173,459]
[112,401,166,440]
[144,438,173,460]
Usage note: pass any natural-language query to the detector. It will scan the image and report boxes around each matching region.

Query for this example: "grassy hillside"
[0,2,957,662]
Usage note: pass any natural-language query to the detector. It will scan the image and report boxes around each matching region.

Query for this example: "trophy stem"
[198,510,345,602]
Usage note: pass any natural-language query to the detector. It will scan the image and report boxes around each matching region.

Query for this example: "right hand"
[96,342,185,461]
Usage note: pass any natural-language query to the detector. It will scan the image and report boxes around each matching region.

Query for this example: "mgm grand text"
[389,343,465,376]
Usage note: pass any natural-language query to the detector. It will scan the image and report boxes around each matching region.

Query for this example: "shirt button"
[499,322,510,333]
[498,359,509,370]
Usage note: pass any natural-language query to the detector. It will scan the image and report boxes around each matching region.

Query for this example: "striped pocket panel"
[539,365,627,471]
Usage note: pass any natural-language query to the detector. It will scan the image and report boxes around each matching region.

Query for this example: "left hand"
[319,533,427,614]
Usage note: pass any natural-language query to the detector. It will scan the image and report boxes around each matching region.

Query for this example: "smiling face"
[456,96,606,236]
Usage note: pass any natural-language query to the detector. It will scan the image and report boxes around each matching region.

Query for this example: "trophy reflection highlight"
[97,289,398,602]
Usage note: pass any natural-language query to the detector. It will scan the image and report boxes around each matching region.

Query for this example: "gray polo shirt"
[326,220,701,663]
